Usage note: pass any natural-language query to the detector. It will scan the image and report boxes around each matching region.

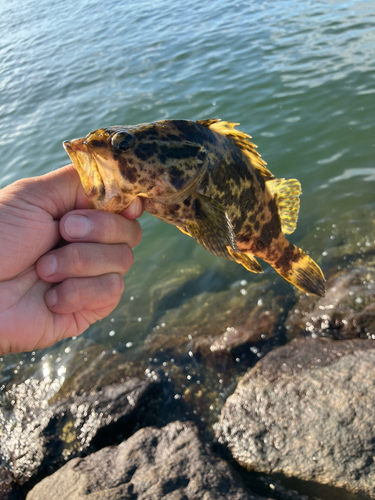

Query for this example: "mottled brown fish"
[63,119,325,296]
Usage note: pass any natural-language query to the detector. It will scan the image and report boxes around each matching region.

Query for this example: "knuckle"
[107,273,124,299]
[69,244,88,275]
[119,245,134,274]
[131,221,143,247]
[106,215,120,237]
[59,278,80,309]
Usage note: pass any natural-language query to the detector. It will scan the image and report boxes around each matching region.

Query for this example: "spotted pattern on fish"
[63,119,325,296]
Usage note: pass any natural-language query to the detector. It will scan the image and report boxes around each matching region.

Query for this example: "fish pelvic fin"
[266,178,301,235]
[226,247,263,274]
[186,194,239,259]
[272,244,325,297]
[196,119,274,181]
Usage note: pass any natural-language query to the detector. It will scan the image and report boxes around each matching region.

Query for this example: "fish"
[63,119,325,296]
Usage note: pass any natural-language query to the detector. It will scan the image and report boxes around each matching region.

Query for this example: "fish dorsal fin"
[196,118,221,128]
[266,178,301,235]
[197,119,274,181]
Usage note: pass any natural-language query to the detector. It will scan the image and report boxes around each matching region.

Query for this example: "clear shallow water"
[1,0,375,451]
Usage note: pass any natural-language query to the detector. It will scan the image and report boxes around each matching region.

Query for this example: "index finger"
[60,209,142,248]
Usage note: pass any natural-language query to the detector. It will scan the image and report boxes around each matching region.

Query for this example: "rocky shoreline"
[2,210,375,499]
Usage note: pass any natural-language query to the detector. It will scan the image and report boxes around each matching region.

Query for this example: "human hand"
[0,165,143,355]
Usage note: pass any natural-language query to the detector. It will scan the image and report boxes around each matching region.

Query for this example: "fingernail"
[64,214,91,239]
[45,288,57,308]
[40,254,57,277]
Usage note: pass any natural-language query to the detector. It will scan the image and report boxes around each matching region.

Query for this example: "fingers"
[37,243,134,282]
[45,273,124,315]
[60,209,142,247]
[39,197,143,317]
[120,197,144,219]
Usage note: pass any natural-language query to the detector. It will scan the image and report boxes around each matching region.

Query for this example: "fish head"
[63,121,209,212]
[63,126,139,212]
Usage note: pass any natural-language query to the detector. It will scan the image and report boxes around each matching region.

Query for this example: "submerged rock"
[26,421,271,500]
[286,258,375,340]
[215,338,375,499]
[145,277,294,369]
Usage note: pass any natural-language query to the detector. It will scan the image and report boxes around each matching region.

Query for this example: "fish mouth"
[63,139,105,201]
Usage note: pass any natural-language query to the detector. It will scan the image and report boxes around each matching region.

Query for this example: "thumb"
[9,164,89,219]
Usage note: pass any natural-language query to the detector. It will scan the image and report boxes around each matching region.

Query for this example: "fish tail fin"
[272,244,325,297]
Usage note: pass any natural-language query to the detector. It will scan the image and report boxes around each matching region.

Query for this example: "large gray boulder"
[26,421,269,500]
[215,338,375,498]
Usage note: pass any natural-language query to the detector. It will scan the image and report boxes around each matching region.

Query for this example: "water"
[1,0,375,490]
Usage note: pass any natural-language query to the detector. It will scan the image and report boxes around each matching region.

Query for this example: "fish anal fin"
[197,119,274,181]
[186,194,238,259]
[267,178,301,235]
[226,247,263,274]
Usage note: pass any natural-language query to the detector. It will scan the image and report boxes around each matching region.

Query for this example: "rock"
[142,279,295,434]
[0,467,23,500]
[285,258,375,340]
[215,338,375,499]
[145,278,294,369]
[26,421,271,500]
[0,373,173,487]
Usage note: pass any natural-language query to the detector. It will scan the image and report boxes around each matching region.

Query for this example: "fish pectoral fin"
[226,247,263,274]
[186,194,238,259]
[266,178,301,235]
[197,119,274,181]
[177,225,192,237]
[156,146,209,205]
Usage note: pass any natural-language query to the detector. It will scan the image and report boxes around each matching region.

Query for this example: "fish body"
[63,119,325,296]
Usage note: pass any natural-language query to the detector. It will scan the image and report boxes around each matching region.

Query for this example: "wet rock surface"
[286,258,375,340]
[0,373,175,489]
[0,467,23,500]
[26,421,270,500]
[145,277,294,369]
[215,338,375,499]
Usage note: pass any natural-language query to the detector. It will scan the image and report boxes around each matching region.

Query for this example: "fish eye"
[111,131,136,152]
